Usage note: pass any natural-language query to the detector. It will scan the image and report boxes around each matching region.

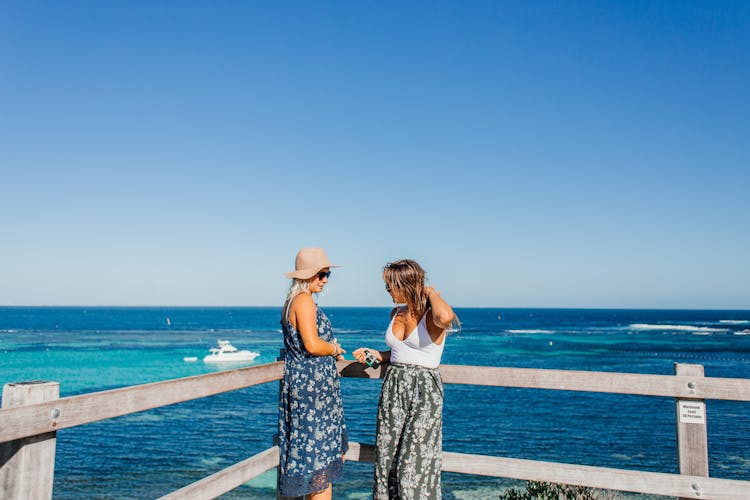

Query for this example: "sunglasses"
[316,270,331,280]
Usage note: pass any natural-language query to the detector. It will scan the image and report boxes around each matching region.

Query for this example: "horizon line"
[1,304,749,312]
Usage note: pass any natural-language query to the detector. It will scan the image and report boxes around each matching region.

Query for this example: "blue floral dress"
[278,300,348,496]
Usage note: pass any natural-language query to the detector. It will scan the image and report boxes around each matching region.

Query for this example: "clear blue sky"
[1,1,748,308]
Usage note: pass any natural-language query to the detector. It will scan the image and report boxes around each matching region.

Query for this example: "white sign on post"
[678,401,706,424]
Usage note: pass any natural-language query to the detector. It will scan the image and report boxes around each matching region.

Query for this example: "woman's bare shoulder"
[291,292,315,313]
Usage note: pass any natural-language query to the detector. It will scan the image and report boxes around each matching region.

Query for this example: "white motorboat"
[202,340,260,363]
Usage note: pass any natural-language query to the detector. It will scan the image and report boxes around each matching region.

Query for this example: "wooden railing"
[2,361,750,499]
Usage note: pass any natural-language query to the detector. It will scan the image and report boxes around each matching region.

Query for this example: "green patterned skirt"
[374,363,444,500]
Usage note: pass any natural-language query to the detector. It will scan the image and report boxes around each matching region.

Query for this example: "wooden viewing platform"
[2,360,750,499]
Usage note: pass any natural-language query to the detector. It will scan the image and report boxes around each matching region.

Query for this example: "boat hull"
[202,351,259,363]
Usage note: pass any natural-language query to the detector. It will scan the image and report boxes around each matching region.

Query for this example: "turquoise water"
[1,307,749,498]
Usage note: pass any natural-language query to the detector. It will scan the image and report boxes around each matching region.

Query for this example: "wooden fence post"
[674,363,709,499]
[0,381,60,500]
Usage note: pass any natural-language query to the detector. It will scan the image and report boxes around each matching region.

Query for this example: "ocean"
[1,307,749,499]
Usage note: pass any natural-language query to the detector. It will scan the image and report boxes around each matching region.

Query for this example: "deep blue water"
[1,307,749,499]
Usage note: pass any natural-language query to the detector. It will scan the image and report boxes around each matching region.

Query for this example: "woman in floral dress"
[354,259,458,500]
[278,247,348,499]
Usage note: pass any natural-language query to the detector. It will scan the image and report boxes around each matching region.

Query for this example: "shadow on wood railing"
[2,360,750,499]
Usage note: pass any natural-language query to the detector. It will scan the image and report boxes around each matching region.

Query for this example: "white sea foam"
[734,329,750,336]
[119,413,164,423]
[333,328,362,334]
[629,324,728,333]
[200,456,225,467]
[507,329,554,334]
[720,320,750,325]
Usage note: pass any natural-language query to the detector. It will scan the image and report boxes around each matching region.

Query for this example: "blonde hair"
[286,278,311,302]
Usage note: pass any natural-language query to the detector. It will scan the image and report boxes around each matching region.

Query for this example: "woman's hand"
[352,347,384,364]
[352,347,377,363]
[424,286,440,301]
[331,338,346,360]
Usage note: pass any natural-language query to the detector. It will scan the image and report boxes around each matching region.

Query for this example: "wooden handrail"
[339,360,750,401]
[3,361,750,499]
[0,362,284,443]
[157,446,280,500]
[4,360,750,444]
[343,442,750,500]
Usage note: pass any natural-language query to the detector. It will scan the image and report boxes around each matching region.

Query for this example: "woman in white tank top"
[353,259,458,500]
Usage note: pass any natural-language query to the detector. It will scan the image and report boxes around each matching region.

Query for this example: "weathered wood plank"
[675,363,709,497]
[158,446,279,500]
[344,442,750,499]
[336,361,750,401]
[441,451,750,500]
[0,362,748,499]
[344,441,376,463]
[0,381,59,500]
[3,361,749,445]
[0,362,284,444]
[439,364,750,400]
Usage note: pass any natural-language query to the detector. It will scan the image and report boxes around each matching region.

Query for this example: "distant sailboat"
[166,317,171,327]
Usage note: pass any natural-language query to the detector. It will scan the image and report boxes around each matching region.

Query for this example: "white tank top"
[386,309,445,369]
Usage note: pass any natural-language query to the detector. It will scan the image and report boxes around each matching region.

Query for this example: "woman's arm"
[292,293,345,357]
[425,286,455,329]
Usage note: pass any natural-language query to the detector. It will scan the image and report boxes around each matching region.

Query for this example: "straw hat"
[284,247,339,279]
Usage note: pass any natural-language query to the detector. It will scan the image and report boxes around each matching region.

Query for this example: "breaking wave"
[506,329,555,334]
[629,324,728,333]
